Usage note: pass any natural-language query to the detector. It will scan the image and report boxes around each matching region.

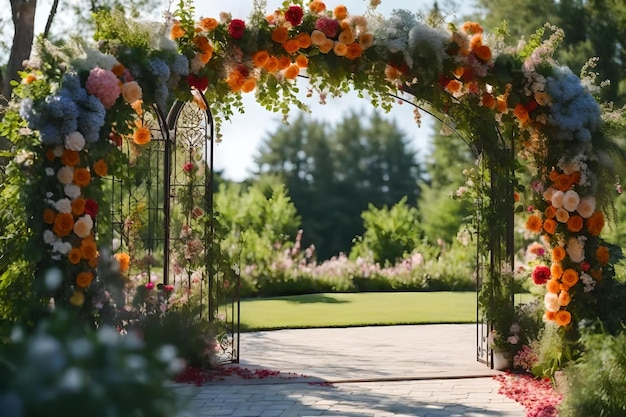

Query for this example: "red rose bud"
[285,6,304,26]
[525,98,538,112]
[532,265,551,285]
[228,19,245,39]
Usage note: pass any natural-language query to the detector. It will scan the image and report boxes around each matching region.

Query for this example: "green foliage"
[254,110,424,260]
[351,197,421,265]
[0,309,183,417]
[559,326,626,417]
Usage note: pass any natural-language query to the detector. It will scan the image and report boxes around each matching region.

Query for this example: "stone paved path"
[176,324,526,416]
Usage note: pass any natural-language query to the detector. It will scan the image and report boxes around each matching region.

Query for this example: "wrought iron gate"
[109,97,240,363]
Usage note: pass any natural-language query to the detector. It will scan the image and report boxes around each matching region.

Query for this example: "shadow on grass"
[273,294,350,304]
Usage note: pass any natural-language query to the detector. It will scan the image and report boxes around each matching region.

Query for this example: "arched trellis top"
[7,1,626,347]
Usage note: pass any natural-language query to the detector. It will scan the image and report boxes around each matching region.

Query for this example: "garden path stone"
[177,324,525,416]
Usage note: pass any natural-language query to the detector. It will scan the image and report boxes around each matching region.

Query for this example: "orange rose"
[513,103,529,124]
[277,55,291,70]
[295,54,309,68]
[114,252,131,272]
[558,291,571,306]
[474,44,492,61]
[543,218,557,234]
[566,215,584,233]
[461,21,483,34]
[550,263,563,279]
[549,170,559,181]
[553,174,573,191]
[283,39,300,54]
[68,248,82,264]
[283,64,300,80]
[271,26,289,44]
[133,127,151,145]
[72,197,86,216]
[252,50,270,68]
[591,269,603,282]
[445,79,463,94]
[481,92,495,109]
[495,97,508,112]
[241,78,256,93]
[587,211,605,236]
[62,149,80,167]
[93,159,108,177]
[111,63,125,77]
[46,148,56,161]
[552,246,566,262]
[544,206,556,219]
[545,311,557,322]
[80,238,98,261]
[555,309,571,326]
[319,38,334,54]
[76,271,94,288]
[546,279,560,294]
[345,43,362,60]
[525,214,543,233]
[334,5,348,20]
[331,41,346,56]
[309,0,326,13]
[295,33,312,49]
[562,269,579,286]
[338,30,355,45]
[596,245,609,266]
[43,208,56,224]
[193,36,212,53]
[170,21,185,39]
[53,213,74,237]
[73,167,92,187]
[264,56,280,73]
[199,17,218,31]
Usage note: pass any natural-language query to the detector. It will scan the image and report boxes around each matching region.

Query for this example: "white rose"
[52,241,72,255]
[64,184,81,200]
[551,190,564,208]
[560,162,579,175]
[562,190,580,212]
[566,237,585,263]
[55,198,72,213]
[577,196,596,218]
[57,166,74,185]
[52,146,64,157]
[544,293,560,312]
[73,215,94,238]
[65,131,86,151]
[45,167,55,176]
[43,230,57,245]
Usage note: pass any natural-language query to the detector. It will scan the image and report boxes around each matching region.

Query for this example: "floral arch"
[3,0,626,367]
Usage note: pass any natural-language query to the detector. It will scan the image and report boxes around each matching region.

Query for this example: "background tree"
[254,110,424,260]
[473,0,626,105]
[418,119,475,244]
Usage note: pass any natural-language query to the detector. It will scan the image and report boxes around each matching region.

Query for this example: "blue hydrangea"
[546,66,602,143]
[38,123,63,145]
[59,73,88,103]
[78,95,106,142]
[147,58,171,84]
[171,54,189,77]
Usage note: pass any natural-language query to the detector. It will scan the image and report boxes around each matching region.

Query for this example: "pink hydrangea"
[85,67,121,109]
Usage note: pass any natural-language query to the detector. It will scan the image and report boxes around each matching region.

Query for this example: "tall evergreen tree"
[254,110,424,260]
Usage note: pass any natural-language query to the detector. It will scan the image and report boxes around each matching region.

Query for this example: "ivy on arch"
[2,0,626,368]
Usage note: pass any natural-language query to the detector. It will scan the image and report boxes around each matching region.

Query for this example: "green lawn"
[239,291,534,331]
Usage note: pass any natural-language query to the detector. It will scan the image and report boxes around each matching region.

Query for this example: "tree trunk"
[3,0,37,103]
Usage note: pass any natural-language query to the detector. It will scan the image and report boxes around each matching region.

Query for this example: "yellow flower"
[133,127,151,145]
[525,214,542,233]
[69,291,85,307]
[114,252,131,272]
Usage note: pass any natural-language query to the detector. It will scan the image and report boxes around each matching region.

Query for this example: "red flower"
[581,261,591,271]
[532,265,551,285]
[187,74,209,91]
[315,17,339,38]
[84,199,99,219]
[109,132,122,147]
[183,162,196,173]
[228,19,245,39]
[145,282,155,290]
[525,98,538,112]
[285,6,304,26]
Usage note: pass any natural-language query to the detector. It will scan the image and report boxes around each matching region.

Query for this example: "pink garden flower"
[85,67,121,109]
